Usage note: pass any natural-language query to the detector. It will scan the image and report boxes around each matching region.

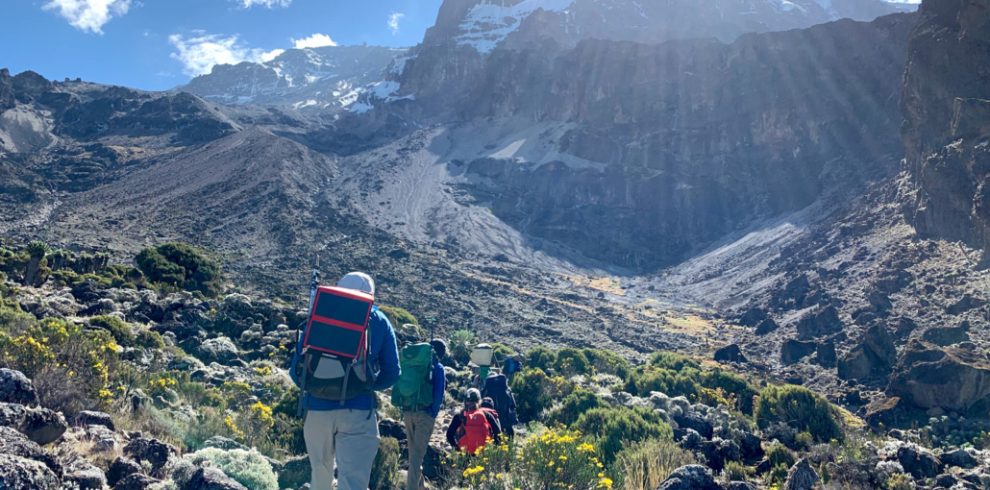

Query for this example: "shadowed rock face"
[902,0,990,251]
[408,13,916,269]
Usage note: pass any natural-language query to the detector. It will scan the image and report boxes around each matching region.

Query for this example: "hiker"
[392,338,447,490]
[482,372,518,438]
[446,388,502,454]
[289,272,401,490]
[503,355,521,382]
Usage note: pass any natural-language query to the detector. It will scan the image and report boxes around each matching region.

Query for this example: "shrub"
[721,461,751,483]
[613,438,696,490]
[624,368,699,400]
[700,369,758,415]
[186,447,278,490]
[516,430,611,490]
[512,368,552,423]
[551,389,603,426]
[754,385,843,443]
[370,437,401,490]
[135,243,222,296]
[449,329,476,365]
[582,349,631,380]
[90,315,135,345]
[0,313,120,415]
[885,473,913,490]
[574,406,673,464]
[765,441,796,469]
[648,352,700,371]
[379,305,418,328]
[526,346,557,372]
[554,348,592,376]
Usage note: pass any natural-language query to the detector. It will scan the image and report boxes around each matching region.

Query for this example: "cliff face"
[408,14,916,269]
[902,0,990,251]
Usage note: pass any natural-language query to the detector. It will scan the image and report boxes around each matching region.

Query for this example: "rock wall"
[902,0,990,251]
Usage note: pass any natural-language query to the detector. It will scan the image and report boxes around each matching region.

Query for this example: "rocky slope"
[182,45,407,111]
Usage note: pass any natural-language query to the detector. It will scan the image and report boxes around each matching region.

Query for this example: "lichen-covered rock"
[196,337,240,364]
[183,467,248,490]
[107,457,142,487]
[0,426,61,475]
[124,437,176,475]
[657,464,719,490]
[887,340,990,411]
[795,306,843,339]
[941,448,978,469]
[64,462,107,490]
[113,472,161,490]
[0,453,60,489]
[0,369,37,405]
[896,444,943,479]
[784,459,819,490]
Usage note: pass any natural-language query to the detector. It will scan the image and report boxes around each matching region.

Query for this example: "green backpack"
[391,343,435,411]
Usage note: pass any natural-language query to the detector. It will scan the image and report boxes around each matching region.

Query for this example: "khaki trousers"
[304,409,380,490]
[403,411,436,490]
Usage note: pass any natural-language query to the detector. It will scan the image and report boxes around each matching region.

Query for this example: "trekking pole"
[297,254,320,418]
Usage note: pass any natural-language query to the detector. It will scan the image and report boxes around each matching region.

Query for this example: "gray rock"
[114,473,161,490]
[0,369,37,405]
[65,463,107,490]
[183,467,248,490]
[0,403,68,445]
[124,437,176,475]
[203,436,248,451]
[941,448,978,469]
[784,459,819,490]
[714,344,747,363]
[107,457,142,487]
[0,426,61,475]
[755,318,780,336]
[0,453,60,489]
[277,455,311,490]
[726,483,756,490]
[796,306,843,339]
[197,337,240,364]
[896,444,943,479]
[657,464,719,490]
[76,410,115,431]
[781,339,817,365]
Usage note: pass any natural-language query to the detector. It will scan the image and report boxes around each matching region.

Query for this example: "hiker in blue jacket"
[289,272,401,490]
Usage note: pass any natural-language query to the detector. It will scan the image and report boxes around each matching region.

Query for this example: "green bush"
[135,329,166,349]
[700,369,758,415]
[526,346,557,372]
[551,389,603,426]
[765,441,796,468]
[613,438,696,490]
[512,368,552,423]
[90,315,135,345]
[648,352,700,371]
[379,305,418,328]
[370,437,401,490]
[721,461,751,482]
[553,347,592,376]
[574,406,673,464]
[625,367,700,399]
[754,385,843,443]
[187,447,278,490]
[582,348,632,380]
[135,243,222,296]
[448,329,476,366]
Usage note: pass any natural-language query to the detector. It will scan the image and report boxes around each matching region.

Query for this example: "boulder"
[784,459,819,490]
[726,483,756,490]
[699,437,741,472]
[941,448,978,469]
[0,426,61,475]
[921,322,971,346]
[672,412,714,439]
[379,418,407,441]
[813,341,836,368]
[714,344,747,364]
[0,403,67,445]
[738,308,768,327]
[935,473,958,488]
[0,369,37,405]
[838,325,896,381]
[657,464,720,490]
[277,455,310,490]
[65,463,107,490]
[76,410,115,431]
[796,306,843,339]
[896,444,943,479]
[107,457,142,487]
[196,337,240,364]
[114,473,161,490]
[887,341,990,411]
[203,436,248,451]
[781,339,817,365]
[755,318,780,336]
[0,454,60,489]
[183,467,248,490]
[124,437,176,475]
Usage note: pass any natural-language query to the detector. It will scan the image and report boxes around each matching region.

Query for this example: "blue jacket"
[429,360,446,419]
[289,306,401,411]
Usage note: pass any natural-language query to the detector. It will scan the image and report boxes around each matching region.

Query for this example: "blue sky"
[1,0,444,90]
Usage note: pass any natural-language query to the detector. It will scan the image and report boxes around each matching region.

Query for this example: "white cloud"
[388,12,405,35]
[43,0,132,34]
[235,0,291,8]
[292,33,337,49]
[169,32,280,77]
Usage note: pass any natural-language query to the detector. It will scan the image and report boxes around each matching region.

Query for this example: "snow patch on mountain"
[457,0,574,53]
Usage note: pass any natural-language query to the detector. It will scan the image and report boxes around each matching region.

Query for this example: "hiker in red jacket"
[445,388,501,454]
